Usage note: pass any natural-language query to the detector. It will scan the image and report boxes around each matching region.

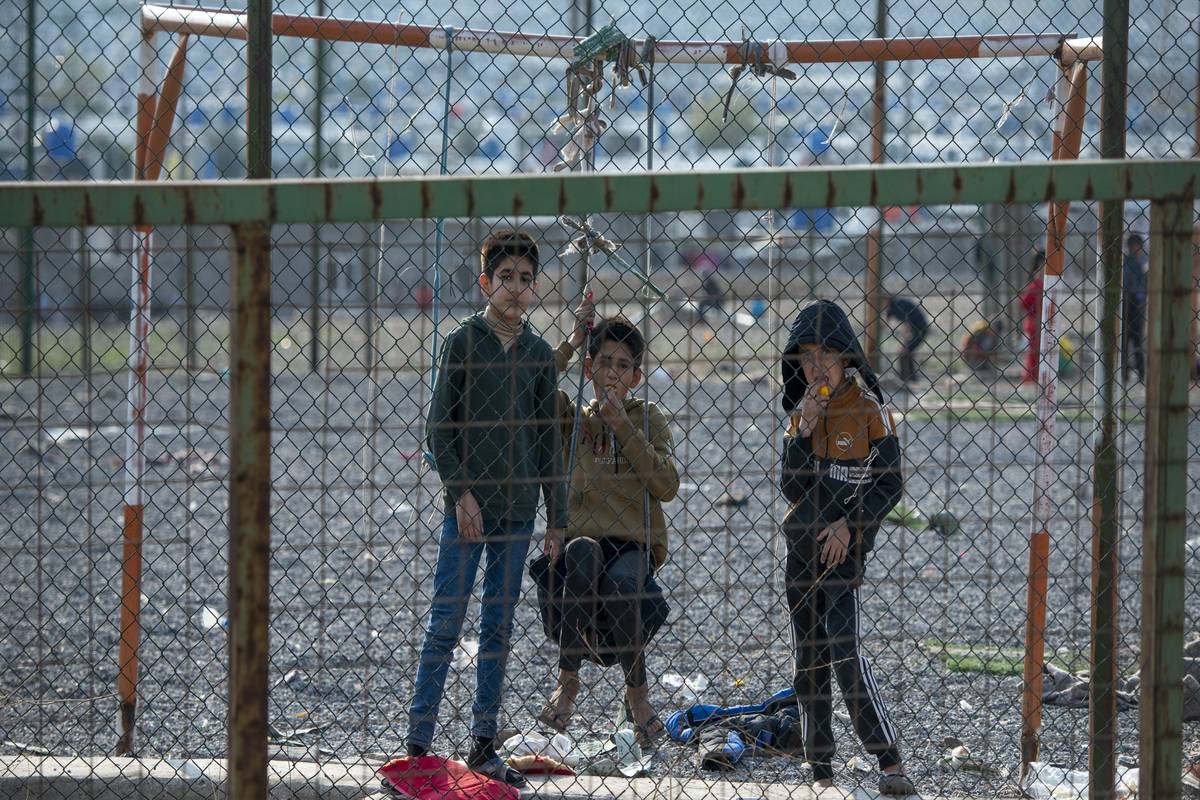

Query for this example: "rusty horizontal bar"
[1,160,1196,229]
[141,5,1089,65]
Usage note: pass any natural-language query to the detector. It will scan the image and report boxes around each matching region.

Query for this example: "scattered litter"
[567,736,615,764]
[506,754,573,776]
[662,672,710,703]
[1187,635,1200,659]
[730,311,757,329]
[697,728,744,771]
[270,669,305,692]
[453,639,479,669]
[958,699,973,712]
[270,721,335,744]
[1184,674,1200,722]
[581,754,652,778]
[941,736,963,748]
[927,510,961,538]
[164,758,205,780]
[1043,662,1139,709]
[3,741,53,756]
[40,425,123,446]
[501,732,575,766]
[1184,763,1200,793]
[715,490,749,508]
[196,606,227,632]
[948,745,971,769]
[834,710,851,724]
[1023,761,1139,799]
[845,756,870,772]
[612,728,640,765]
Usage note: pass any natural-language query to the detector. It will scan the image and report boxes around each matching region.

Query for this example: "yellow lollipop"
[818,385,831,397]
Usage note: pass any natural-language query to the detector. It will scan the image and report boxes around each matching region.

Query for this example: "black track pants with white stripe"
[788,577,900,782]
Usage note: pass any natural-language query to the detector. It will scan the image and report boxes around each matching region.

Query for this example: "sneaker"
[879,772,918,796]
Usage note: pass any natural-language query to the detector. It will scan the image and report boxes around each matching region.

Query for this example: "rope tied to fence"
[553,25,653,171]
[721,32,797,123]
[558,216,671,302]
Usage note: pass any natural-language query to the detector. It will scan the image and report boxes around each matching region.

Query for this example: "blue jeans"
[407,515,533,748]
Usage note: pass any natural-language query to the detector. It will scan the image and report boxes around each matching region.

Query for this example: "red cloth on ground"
[378,755,520,800]
[1020,275,1044,384]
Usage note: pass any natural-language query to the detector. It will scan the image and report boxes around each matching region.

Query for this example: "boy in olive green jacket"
[539,313,680,747]
[407,230,565,787]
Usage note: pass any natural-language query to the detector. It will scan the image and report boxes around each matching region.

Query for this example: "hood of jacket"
[781,300,883,412]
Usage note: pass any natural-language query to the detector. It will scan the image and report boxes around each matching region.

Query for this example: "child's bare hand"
[796,383,831,437]
[455,491,484,542]
[570,291,596,350]
[599,388,630,430]
[816,518,851,566]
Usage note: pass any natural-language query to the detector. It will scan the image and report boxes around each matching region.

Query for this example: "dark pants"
[787,562,900,782]
[1123,298,1146,383]
[559,537,648,687]
[899,327,926,384]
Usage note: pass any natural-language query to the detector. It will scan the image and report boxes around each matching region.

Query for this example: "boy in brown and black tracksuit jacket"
[780,301,915,796]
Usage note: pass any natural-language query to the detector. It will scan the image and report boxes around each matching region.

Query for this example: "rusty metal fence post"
[1089,0,1130,794]
[1139,195,1194,799]
[228,0,273,794]
[228,221,272,800]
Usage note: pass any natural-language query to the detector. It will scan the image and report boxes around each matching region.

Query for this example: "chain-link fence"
[3,163,1198,799]
[1,0,1199,795]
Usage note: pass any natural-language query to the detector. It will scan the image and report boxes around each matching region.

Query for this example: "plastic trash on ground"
[1023,761,1138,799]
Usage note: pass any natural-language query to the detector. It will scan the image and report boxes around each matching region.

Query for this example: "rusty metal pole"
[1090,1,1127,795]
[20,0,37,376]
[1139,196,1192,800]
[228,222,271,800]
[229,0,271,794]
[307,0,325,373]
[863,0,888,369]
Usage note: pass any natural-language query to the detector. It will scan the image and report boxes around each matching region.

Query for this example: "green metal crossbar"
[0,160,1195,228]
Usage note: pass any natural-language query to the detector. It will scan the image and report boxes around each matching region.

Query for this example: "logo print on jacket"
[836,432,854,452]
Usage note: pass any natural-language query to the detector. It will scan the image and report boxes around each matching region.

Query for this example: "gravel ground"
[1,312,1198,799]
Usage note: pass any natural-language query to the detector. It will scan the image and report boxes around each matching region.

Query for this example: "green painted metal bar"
[1089,0,1129,795]
[227,222,272,800]
[1138,196,1192,800]
[3,160,1198,228]
[20,0,37,376]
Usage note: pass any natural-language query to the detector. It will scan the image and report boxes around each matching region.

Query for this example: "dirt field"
[1,306,1196,798]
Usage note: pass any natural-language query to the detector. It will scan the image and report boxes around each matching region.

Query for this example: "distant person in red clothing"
[1019,250,1046,384]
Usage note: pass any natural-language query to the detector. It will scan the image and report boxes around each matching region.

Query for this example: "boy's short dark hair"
[480,229,539,279]
[1127,233,1144,248]
[587,316,645,368]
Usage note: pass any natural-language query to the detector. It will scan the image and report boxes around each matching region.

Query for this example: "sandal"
[470,756,528,788]
[625,683,664,748]
[536,671,580,733]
